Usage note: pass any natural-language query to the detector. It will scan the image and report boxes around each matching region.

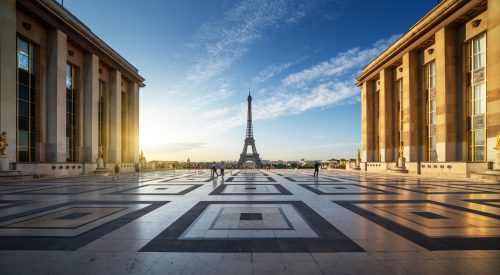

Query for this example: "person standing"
[211,161,219,178]
[313,161,320,177]
[220,161,225,177]
[133,163,139,177]
[113,163,120,180]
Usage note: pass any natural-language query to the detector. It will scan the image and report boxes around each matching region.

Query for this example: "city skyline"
[61,0,437,161]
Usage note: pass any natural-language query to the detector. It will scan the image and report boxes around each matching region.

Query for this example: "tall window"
[425,61,437,161]
[375,89,380,162]
[66,64,78,162]
[121,91,127,162]
[98,81,105,148]
[395,78,403,153]
[16,37,36,162]
[467,34,486,162]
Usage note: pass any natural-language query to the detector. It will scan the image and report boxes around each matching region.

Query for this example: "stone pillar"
[361,81,375,162]
[402,51,419,162]
[487,0,500,163]
[379,68,394,162]
[46,29,67,162]
[108,70,121,163]
[83,53,99,163]
[127,82,139,163]
[0,0,17,161]
[435,27,457,162]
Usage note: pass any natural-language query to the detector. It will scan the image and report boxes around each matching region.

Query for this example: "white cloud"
[282,34,400,88]
[186,0,319,81]
[252,62,294,83]
[197,35,398,133]
[312,135,328,139]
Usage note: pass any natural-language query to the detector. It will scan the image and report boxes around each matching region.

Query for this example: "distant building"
[356,0,498,178]
[0,0,144,176]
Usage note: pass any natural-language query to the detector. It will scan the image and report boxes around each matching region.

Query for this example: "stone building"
[0,0,144,177]
[356,0,499,178]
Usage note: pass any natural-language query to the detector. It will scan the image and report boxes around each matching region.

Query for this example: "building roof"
[18,0,145,87]
[355,0,485,86]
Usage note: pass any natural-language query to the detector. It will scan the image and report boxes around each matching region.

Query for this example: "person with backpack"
[313,161,320,178]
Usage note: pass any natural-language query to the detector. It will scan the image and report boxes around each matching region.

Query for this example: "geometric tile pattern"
[108,184,202,195]
[209,184,292,195]
[299,184,397,195]
[334,200,500,250]
[0,201,166,250]
[141,201,364,252]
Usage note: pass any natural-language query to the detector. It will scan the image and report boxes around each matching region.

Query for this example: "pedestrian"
[220,161,225,177]
[313,161,320,177]
[113,163,120,180]
[211,161,219,178]
[133,162,139,177]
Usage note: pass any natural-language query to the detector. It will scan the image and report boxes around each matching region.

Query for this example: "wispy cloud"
[312,135,328,140]
[282,34,400,88]
[198,35,399,132]
[186,0,319,81]
[252,62,294,83]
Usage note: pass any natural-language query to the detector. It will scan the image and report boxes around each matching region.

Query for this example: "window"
[66,64,78,162]
[425,61,437,161]
[16,37,36,162]
[395,78,403,153]
[121,91,127,162]
[467,34,486,162]
[98,81,105,148]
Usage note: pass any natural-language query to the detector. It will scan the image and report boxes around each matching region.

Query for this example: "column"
[487,0,500,162]
[127,82,139,163]
[402,51,419,162]
[435,27,457,161]
[379,68,394,162]
[46,29,67,162]
[83,53,99,162]
[361,80,375,162]
[0,0,17,160]
[108,70,121,163]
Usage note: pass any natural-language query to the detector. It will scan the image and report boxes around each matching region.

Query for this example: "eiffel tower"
[237,90,262,168]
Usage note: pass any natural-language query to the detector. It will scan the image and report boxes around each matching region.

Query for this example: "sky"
[61,0,437,162]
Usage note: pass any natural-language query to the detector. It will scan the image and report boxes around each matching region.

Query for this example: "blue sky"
[62,0,436,162]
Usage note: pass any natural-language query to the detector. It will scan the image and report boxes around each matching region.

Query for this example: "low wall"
[12,162,137,178]
[419,162,487,178]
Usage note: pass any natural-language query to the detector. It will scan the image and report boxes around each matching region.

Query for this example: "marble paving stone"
[0,169,499,274]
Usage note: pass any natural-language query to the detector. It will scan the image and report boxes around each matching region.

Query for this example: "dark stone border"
[377,183,496,194]
[140,201,364,253]
[334,200,500,250]
[284,177,341,183]
[299,184,398,195]
[0,184,52,194]
[160,177,212,182]
[209,184,292,195]
[462,199,500,208]
[226,177,276,182]
[107,184,203,195]
[11,184,119,195]
[0,200,33,210]
[0,200,167,250]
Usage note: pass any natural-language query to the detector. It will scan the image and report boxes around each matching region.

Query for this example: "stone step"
[0,170,34,182]
[470,171,500,183]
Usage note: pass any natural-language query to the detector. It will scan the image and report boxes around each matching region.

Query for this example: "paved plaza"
[0,169,499,274]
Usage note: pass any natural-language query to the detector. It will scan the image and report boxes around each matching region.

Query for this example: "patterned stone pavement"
[0,169,499,274]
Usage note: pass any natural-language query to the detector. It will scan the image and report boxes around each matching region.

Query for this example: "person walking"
[211,161,219,178]
[313,161,320,178]
[113,163,120,180]
[133,163,140,177]
[220,161,225,177]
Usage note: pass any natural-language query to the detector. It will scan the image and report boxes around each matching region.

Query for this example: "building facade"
[356,0,499,178]
[0,0,144,177]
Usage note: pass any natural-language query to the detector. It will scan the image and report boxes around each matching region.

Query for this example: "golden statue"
[398,143,403,158]
[357,149,360,160]
[0,131,8,156]
[99,144,104,158]
[495,131,500,151]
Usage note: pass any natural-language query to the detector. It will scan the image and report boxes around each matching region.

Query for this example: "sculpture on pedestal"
[0,131,8,156]
[94,144,108,174]
[0,131,10,171]
[495,132,500,171]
